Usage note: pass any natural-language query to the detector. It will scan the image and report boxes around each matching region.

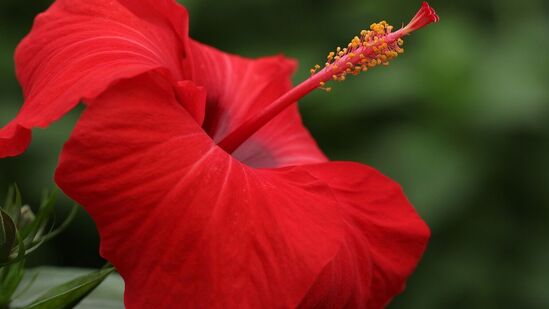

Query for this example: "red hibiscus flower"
[0,1,438,308]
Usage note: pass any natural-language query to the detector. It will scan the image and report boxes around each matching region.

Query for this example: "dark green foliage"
[0,187,77,268]
[0,187,79,308]
[0,187,114,309]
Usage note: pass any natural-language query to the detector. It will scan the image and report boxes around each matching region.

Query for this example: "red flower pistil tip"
[403,2,440,34]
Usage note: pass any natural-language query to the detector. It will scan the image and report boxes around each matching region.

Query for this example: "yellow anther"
[310,69,316,74]
[317,19,402,92]
[369,22,387,35]
[350,36,361,49]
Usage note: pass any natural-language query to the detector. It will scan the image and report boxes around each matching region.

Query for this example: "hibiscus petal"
[0,0,188,157]
[0,122,32,158]
[175,80,207,126]
[187,41,327,168]
[297,163,430,308]
[56,72,428,308]
[55,73,345,308]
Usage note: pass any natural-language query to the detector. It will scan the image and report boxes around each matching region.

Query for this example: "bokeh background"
[1,0,548,308]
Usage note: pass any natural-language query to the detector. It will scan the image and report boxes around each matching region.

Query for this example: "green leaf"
[3,185,21,222]
[0,258,25,306]
[21,267,116,309]
[20,190,56,241]
[36,205,78,245]
[0,209,16,262]
[12,267,124,309]
[23,205,78,257]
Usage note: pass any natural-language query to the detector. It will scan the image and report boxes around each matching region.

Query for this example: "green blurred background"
[1,0,548,307]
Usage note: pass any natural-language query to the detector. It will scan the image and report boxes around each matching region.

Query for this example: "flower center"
[218,2,439,155]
